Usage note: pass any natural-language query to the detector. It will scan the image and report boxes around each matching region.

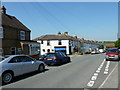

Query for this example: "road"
[2,54,118,89]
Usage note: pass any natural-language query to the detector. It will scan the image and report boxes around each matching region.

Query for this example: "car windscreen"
[46,54,55,58]
[107,49,118,53]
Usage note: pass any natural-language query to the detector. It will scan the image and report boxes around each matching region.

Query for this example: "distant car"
[105,48,120,61]
[43,52,71,65]
[0,55,45,84]
[91,50,99,54]
[99,49,104,53]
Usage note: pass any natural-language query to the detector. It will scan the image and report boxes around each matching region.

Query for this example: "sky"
[2,2,118,41]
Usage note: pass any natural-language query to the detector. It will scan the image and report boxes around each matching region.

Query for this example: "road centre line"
[99,63,118,88]
[104,61,110,75]
[87,59,105,87]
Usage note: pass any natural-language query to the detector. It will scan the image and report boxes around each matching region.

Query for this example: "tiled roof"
[33,34,100,45]
[105,43,115,47]
[2,13,30,32]
[33,34,79,41]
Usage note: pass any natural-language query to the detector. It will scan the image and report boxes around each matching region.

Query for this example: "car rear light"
[44,58,47,60]
[53,57,57,59]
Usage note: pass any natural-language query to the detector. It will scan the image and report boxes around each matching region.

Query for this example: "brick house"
[0,6,40,56]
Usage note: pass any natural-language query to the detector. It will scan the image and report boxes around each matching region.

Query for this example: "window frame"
[58,40,62,45]
[20,31,25,40]
[47,40,50,46]
[41,40,43,44]
[0,27,3,38]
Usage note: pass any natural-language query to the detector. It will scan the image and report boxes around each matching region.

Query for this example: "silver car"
[0,55,46,84]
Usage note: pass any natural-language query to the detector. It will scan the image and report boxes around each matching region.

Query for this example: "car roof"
[5,55,28,58]
[107,48,118,50]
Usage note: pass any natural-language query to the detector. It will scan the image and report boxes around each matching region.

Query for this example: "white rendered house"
[33,32,81,55]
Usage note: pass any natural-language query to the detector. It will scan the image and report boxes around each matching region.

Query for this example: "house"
[0,6,40,56]
[79,39,100,52]
[33,32,100,55]
[105,43,115,48]
[33,32,82,55]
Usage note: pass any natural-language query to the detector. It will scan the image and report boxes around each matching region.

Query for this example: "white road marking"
[91,76,97,81]
[99,63,118,88]
[87,59,105,87]
[96,70,100,73]
[94,73,98,76]
[87,81,95,87]
[104,61,110,75]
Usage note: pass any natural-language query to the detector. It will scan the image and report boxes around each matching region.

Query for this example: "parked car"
[99,49,104,53]
[91,50,99,54]
[0,55,46,84]
[105,48,120,61]
[43,52,71,65]
[57,52,71,63]
[39,54,47,61]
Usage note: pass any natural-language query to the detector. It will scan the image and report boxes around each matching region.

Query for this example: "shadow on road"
[48,61,71,67]
[2,69,49,86]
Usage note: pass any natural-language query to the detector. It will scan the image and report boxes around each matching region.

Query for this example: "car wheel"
[2,72,13,84]
[38,64,45,72]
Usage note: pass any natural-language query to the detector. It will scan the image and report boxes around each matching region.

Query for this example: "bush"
[72,52,76,55]
[85,52,91,54]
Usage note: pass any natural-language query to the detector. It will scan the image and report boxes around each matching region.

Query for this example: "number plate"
[47,59,52,60]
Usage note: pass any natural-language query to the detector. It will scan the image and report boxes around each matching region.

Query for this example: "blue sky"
[2,2,118,41]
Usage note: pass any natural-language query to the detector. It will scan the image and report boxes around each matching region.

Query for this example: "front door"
[11,47,16,55]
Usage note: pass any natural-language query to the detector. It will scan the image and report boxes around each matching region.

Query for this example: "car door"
[21,56,38,74]
[8,56,24,76]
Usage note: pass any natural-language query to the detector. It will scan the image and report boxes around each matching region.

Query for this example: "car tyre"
[2,72,13,84]
[38,64,45,72]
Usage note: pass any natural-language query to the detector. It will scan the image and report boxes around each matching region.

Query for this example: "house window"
[43,49,45,52]
[47,40,50,46]
[41,40,43,44]
[20,31,25,40]
[0,48,3,55]
[58,40,62,45]
[11,47,16,55]
[47,49,50,53]
[0,27,3,38]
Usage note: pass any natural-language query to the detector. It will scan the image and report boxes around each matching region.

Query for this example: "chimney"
[58,32,61,35]
[1,6,6,14]
[64,32,68,35]
[74,35,77,39]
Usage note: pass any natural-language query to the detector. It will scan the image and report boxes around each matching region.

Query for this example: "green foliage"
[115,39,120,48]
[103,41,115,44]
[72,52,76,55]
[85,52,91,54]
[99,45,104,49]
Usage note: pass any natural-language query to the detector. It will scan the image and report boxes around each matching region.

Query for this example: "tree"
[99,45,104,49]
[115,39,120,49]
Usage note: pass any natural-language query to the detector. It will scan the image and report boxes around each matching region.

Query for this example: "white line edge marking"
[99,63,118,88]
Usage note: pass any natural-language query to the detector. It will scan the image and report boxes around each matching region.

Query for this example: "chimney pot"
[1,6,6,14]
[58,32,61,35]
[64,32,68,35]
